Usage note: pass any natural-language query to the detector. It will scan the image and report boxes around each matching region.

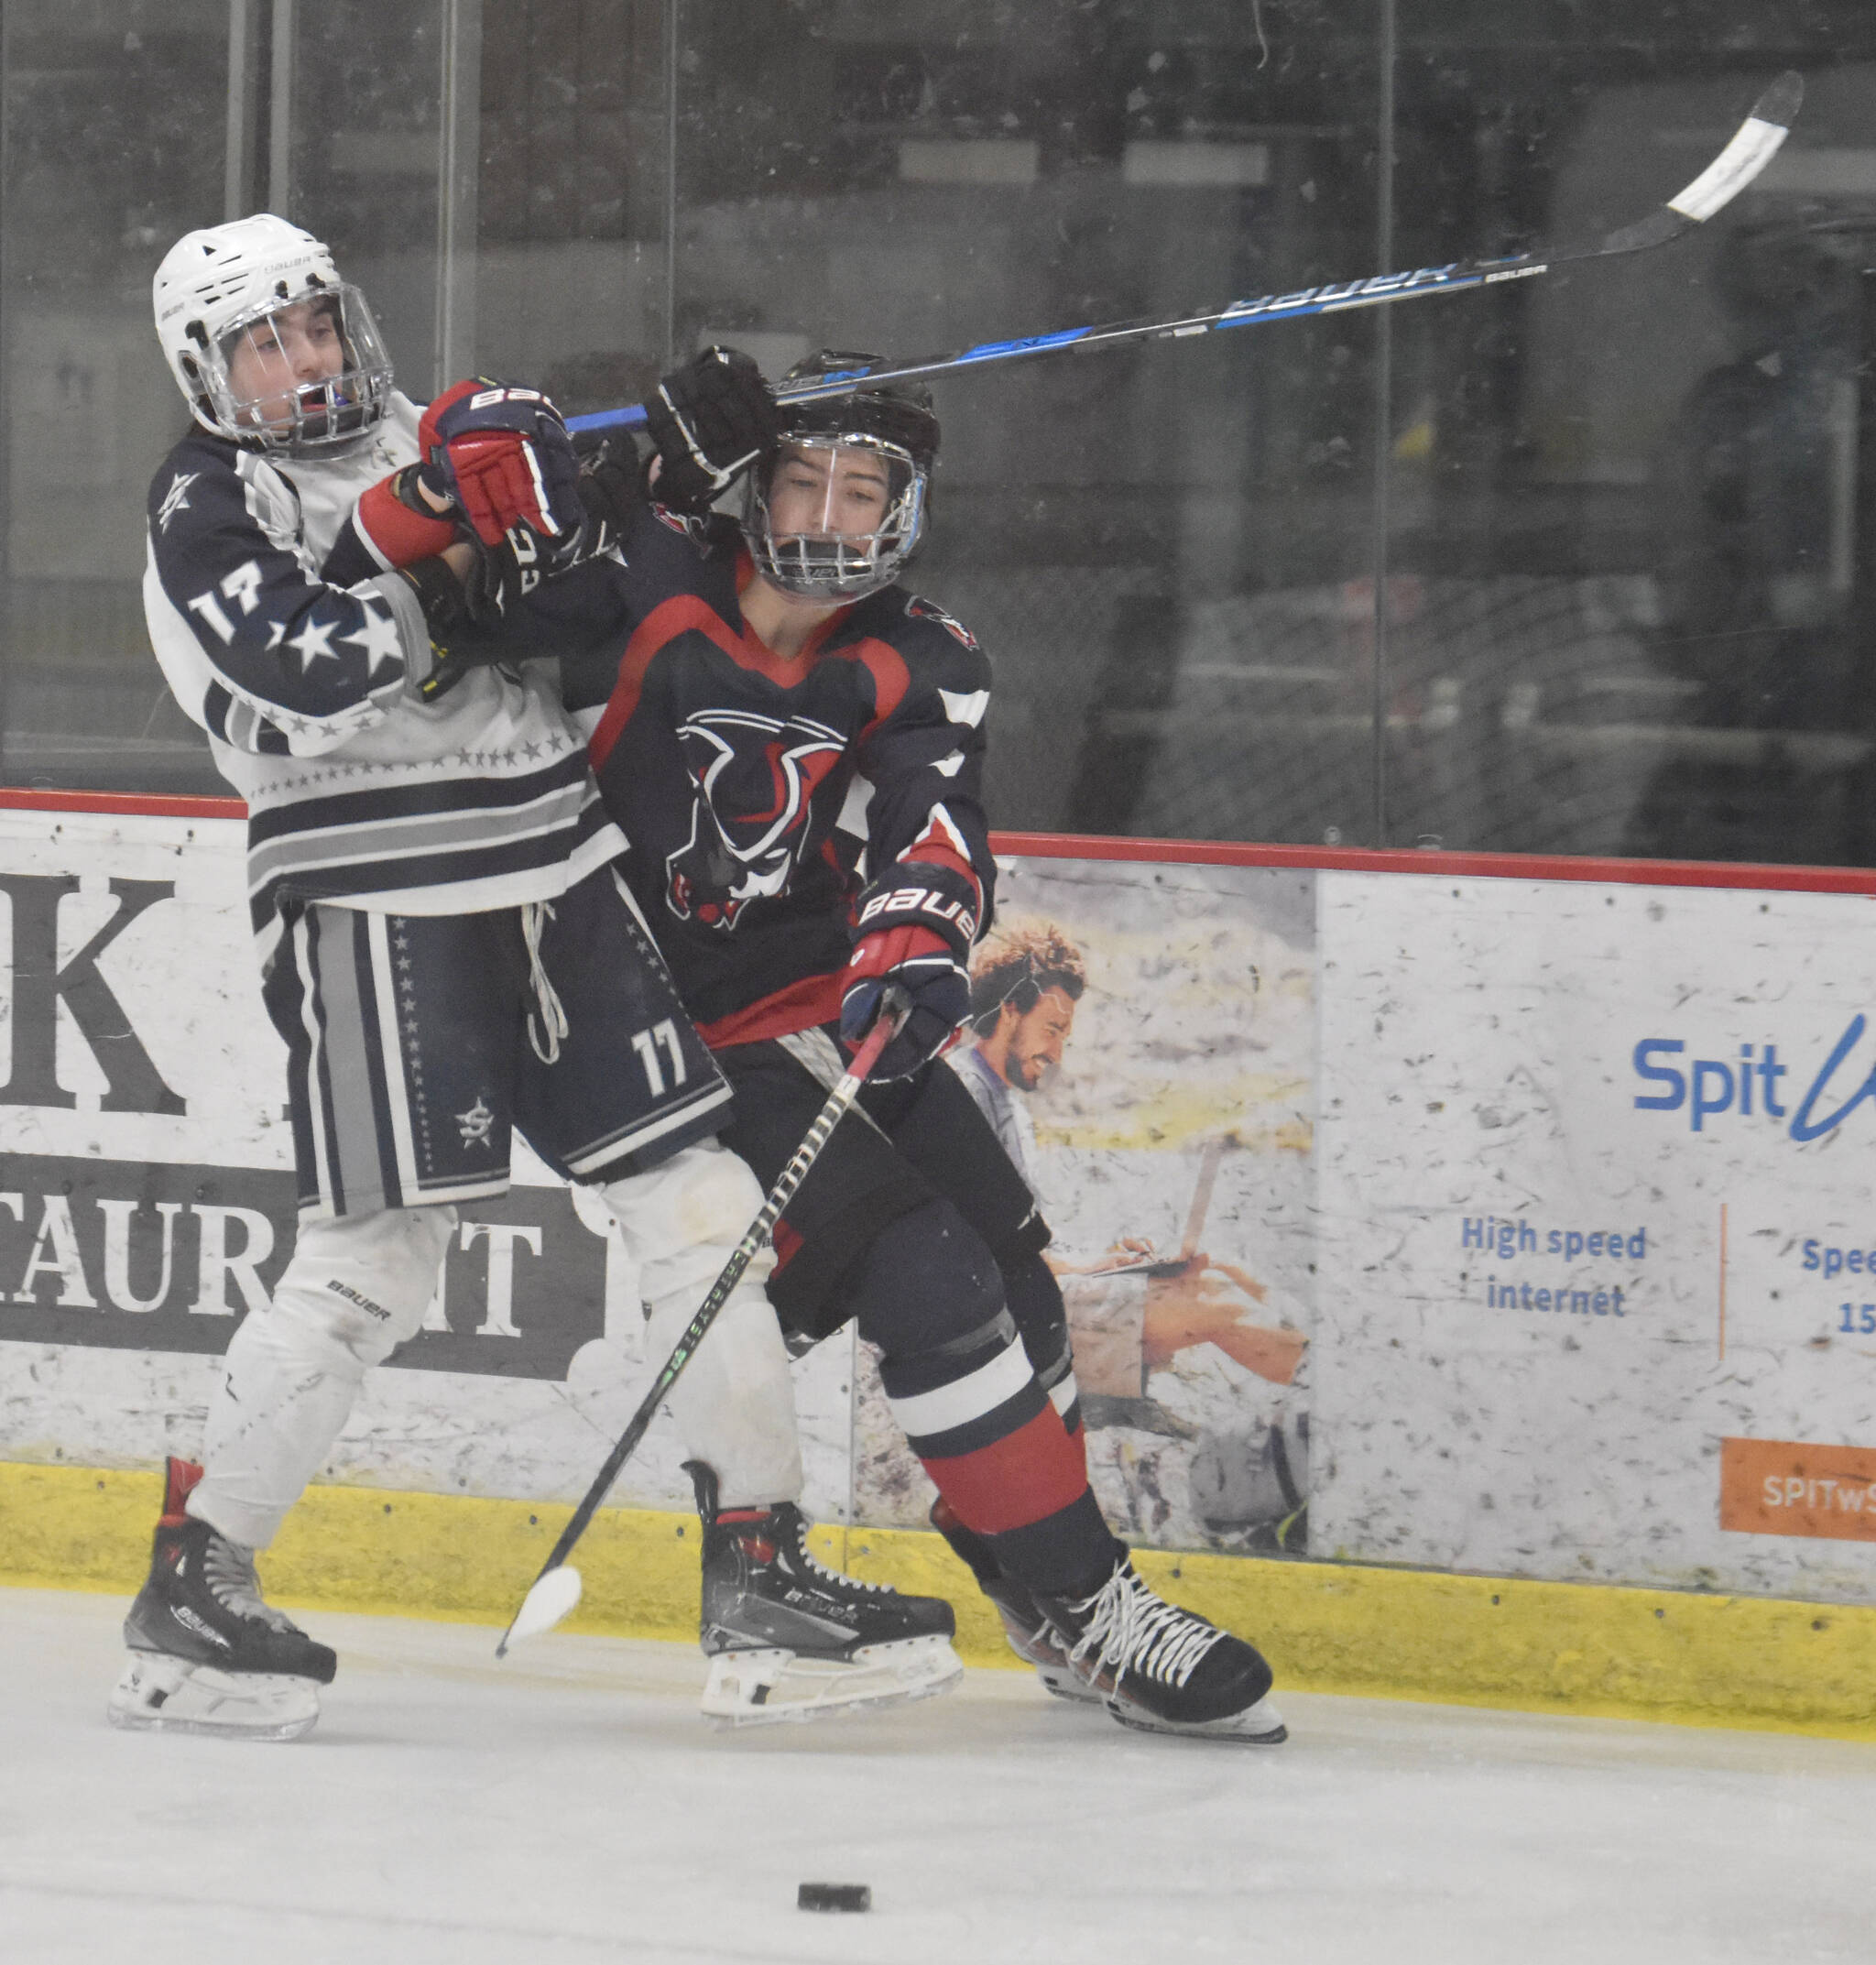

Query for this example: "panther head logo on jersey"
[665,708,846,930]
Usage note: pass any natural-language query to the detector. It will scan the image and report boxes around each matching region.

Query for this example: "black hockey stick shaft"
[496,994,905,1654]
[567,71,1798,439]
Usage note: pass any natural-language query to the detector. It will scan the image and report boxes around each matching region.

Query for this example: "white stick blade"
[505,1565,584,1647]
[1667,75,1803,224]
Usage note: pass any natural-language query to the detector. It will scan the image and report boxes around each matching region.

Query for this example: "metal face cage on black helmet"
[194,283,394,454]
[742,351,940,602]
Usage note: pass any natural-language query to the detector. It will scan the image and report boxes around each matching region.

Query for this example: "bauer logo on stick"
[565,72,1803,444]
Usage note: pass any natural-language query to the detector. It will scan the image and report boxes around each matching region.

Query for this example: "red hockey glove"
[840,862,982,1079]
[354,466,461,568]
[840,924,969,1081]
[419,377,585,549]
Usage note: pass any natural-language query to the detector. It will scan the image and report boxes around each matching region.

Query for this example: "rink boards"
[2,796,1875,1730]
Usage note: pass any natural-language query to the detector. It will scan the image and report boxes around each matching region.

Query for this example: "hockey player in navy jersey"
[538,349,1287,1742]
[118,218,955,1739]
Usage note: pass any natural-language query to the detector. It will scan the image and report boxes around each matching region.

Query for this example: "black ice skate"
[688,1461,963,1725]
[1035,1557,1288,1743]
[107,1457,336,1742]
[929,1497,1100,1705]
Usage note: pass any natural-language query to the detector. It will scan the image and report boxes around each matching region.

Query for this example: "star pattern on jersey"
[271,735,582,793]
[339,596,405,680]
[392,924,438,1170]
[157,472,198,534]
[455,1096,496,1150]
[285,612,341,671]
[256,716,591,806]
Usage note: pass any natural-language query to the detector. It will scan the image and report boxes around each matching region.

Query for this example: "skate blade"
[1032,1659,1105,1705]
[702,1633,965,1728]
[107,1652,322,1743]
[1002,1632,1105,1705]
[1105,1691,1288,1744]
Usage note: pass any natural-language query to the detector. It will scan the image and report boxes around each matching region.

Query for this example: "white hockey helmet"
[151,213,393,453]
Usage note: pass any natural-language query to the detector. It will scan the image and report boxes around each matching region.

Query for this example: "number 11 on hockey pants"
[497,991,909,1655]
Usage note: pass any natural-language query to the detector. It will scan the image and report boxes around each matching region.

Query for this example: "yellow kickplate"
[5,1457,1872,1740]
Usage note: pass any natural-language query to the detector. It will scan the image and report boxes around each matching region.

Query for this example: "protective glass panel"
[0,0,1872,867]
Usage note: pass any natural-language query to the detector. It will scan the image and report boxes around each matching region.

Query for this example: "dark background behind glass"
[5,1,1875,866]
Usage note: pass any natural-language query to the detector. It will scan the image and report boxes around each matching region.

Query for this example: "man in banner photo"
[950,920,1311,1552]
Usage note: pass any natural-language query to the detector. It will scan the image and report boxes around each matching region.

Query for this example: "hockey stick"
[566,71,1799,438]
[496,991,908,1656]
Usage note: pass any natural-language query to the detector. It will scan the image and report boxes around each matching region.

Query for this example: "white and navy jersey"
[143,392,619,948]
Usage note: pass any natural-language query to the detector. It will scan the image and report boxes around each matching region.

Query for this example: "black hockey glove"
[640,345,779,514]
[840,864,981,1079]
[399,555,517,704]
[570,432,650,555]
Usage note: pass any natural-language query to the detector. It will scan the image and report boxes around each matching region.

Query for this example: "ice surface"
[3,1585,1873,1965]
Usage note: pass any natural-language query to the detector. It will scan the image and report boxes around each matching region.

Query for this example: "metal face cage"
[184,282,394,454]
[743,434,928,601]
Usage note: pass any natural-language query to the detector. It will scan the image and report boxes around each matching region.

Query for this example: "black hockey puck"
[797,1882,870,1914]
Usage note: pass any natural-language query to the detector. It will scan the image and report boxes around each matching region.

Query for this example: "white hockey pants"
[188,1141,802,1549]
[595,1142,802,1512]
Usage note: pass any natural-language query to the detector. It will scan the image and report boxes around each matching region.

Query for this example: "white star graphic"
[157,472,197,533]
[340,596,405,680]
[286,614,340,671]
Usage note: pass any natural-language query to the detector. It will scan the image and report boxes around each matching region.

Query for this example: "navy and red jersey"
[552,508,997,1044]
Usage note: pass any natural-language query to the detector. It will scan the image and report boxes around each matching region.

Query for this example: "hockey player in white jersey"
[117,213,955,1740]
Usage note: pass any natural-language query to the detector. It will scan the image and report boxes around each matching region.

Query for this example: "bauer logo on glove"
[853,879,977,946]
[841,862,982,1080]
[419,376,585,550]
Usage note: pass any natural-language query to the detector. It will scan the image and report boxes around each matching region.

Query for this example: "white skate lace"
[1063,1564,1223,1690]
[786,1512,890,1595]
[202,1534,297,1634]
[522,901,569,1064]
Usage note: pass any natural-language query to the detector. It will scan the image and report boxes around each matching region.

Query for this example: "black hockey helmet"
[742,351,939,601]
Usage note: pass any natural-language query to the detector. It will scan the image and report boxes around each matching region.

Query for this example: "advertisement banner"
[851,853,1318,1554]
[1315,872,1876,1605]
[3,805,1874,1611]
[0,808,854,1523]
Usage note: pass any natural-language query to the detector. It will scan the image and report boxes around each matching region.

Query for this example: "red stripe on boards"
[918,1403,1090,1536]
[0,787,244,820]
[0,785,1871,901]
[988,830,1876,897]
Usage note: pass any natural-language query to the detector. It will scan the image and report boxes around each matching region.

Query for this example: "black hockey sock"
[976,1490,1126,1602]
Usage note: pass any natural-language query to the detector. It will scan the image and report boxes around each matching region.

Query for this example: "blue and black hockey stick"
[567,70,1799,439]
